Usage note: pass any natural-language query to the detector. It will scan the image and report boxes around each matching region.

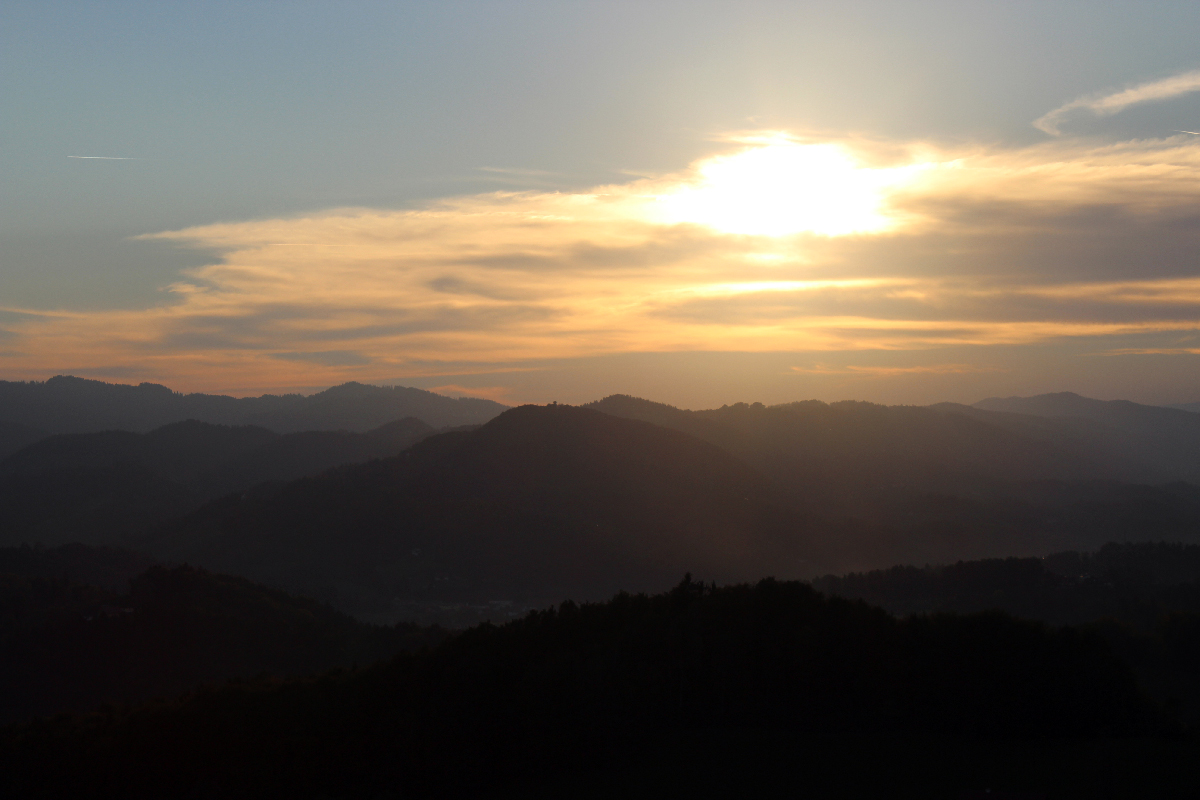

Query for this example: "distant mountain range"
[0,375,507,451]
[7,382,1200,619]
[972,391,1200,482]
[0,417,437,548]
[587,392,1200,487]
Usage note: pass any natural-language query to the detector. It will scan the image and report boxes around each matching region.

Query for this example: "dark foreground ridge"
[814,541,1200,727]
[0,544,447,725]
[3,576,1184,799]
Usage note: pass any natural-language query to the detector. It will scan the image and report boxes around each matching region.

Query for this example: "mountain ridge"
[0,375,507,436]
[586,393,1165,488]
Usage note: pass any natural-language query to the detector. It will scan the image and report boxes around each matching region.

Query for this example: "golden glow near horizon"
[648,135,927,236]
[5,131,1200,401]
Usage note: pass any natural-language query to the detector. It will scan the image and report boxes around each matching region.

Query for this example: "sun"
[651,135,921,237]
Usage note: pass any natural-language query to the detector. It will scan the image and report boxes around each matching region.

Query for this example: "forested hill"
[813,542,1200,728]
[0,543,447,725]
[0,376,507,441]
[0,577,1170,799]
[813,541,1200,626]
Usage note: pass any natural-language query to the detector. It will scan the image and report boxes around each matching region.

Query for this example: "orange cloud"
[5,133,1200,393]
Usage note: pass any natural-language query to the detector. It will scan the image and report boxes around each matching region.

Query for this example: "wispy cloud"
[1035,69,1200,135]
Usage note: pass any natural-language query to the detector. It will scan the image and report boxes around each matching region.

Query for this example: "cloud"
[1035,69,1200,135]
[424,384,513,402]
[6,133,1200,395]
[791,363,997,377]
[1100,348,1200,356]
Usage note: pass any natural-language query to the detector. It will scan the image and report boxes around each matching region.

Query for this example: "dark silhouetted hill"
[0,420,278,481]
[142,404,810,617]
[584,395,1200,565]
[0,542,155,593]
[0,544,447,725]
[833,478,1200,570]
[0,375,506,434]
[0,577,1164,799]
[814,542,1200,726]
[0,418,435,547]
[13,390,1200,613]
[132,404,1200,615]
[813,541,1200,627]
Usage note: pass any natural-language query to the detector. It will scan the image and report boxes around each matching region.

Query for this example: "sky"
[6,1,1200,408]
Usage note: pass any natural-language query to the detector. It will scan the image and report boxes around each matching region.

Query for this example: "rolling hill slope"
[142,404,814,617]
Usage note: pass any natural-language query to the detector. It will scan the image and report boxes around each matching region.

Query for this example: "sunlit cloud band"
[5,133,1200,396]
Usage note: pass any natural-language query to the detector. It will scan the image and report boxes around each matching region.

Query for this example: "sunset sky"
[6,1,1200,407]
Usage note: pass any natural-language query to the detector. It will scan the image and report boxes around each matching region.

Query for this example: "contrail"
[68,155,142,160]
[1173,130,1200,135]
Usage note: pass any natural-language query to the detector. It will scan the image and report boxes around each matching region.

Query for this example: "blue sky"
[6,1,1200,405]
